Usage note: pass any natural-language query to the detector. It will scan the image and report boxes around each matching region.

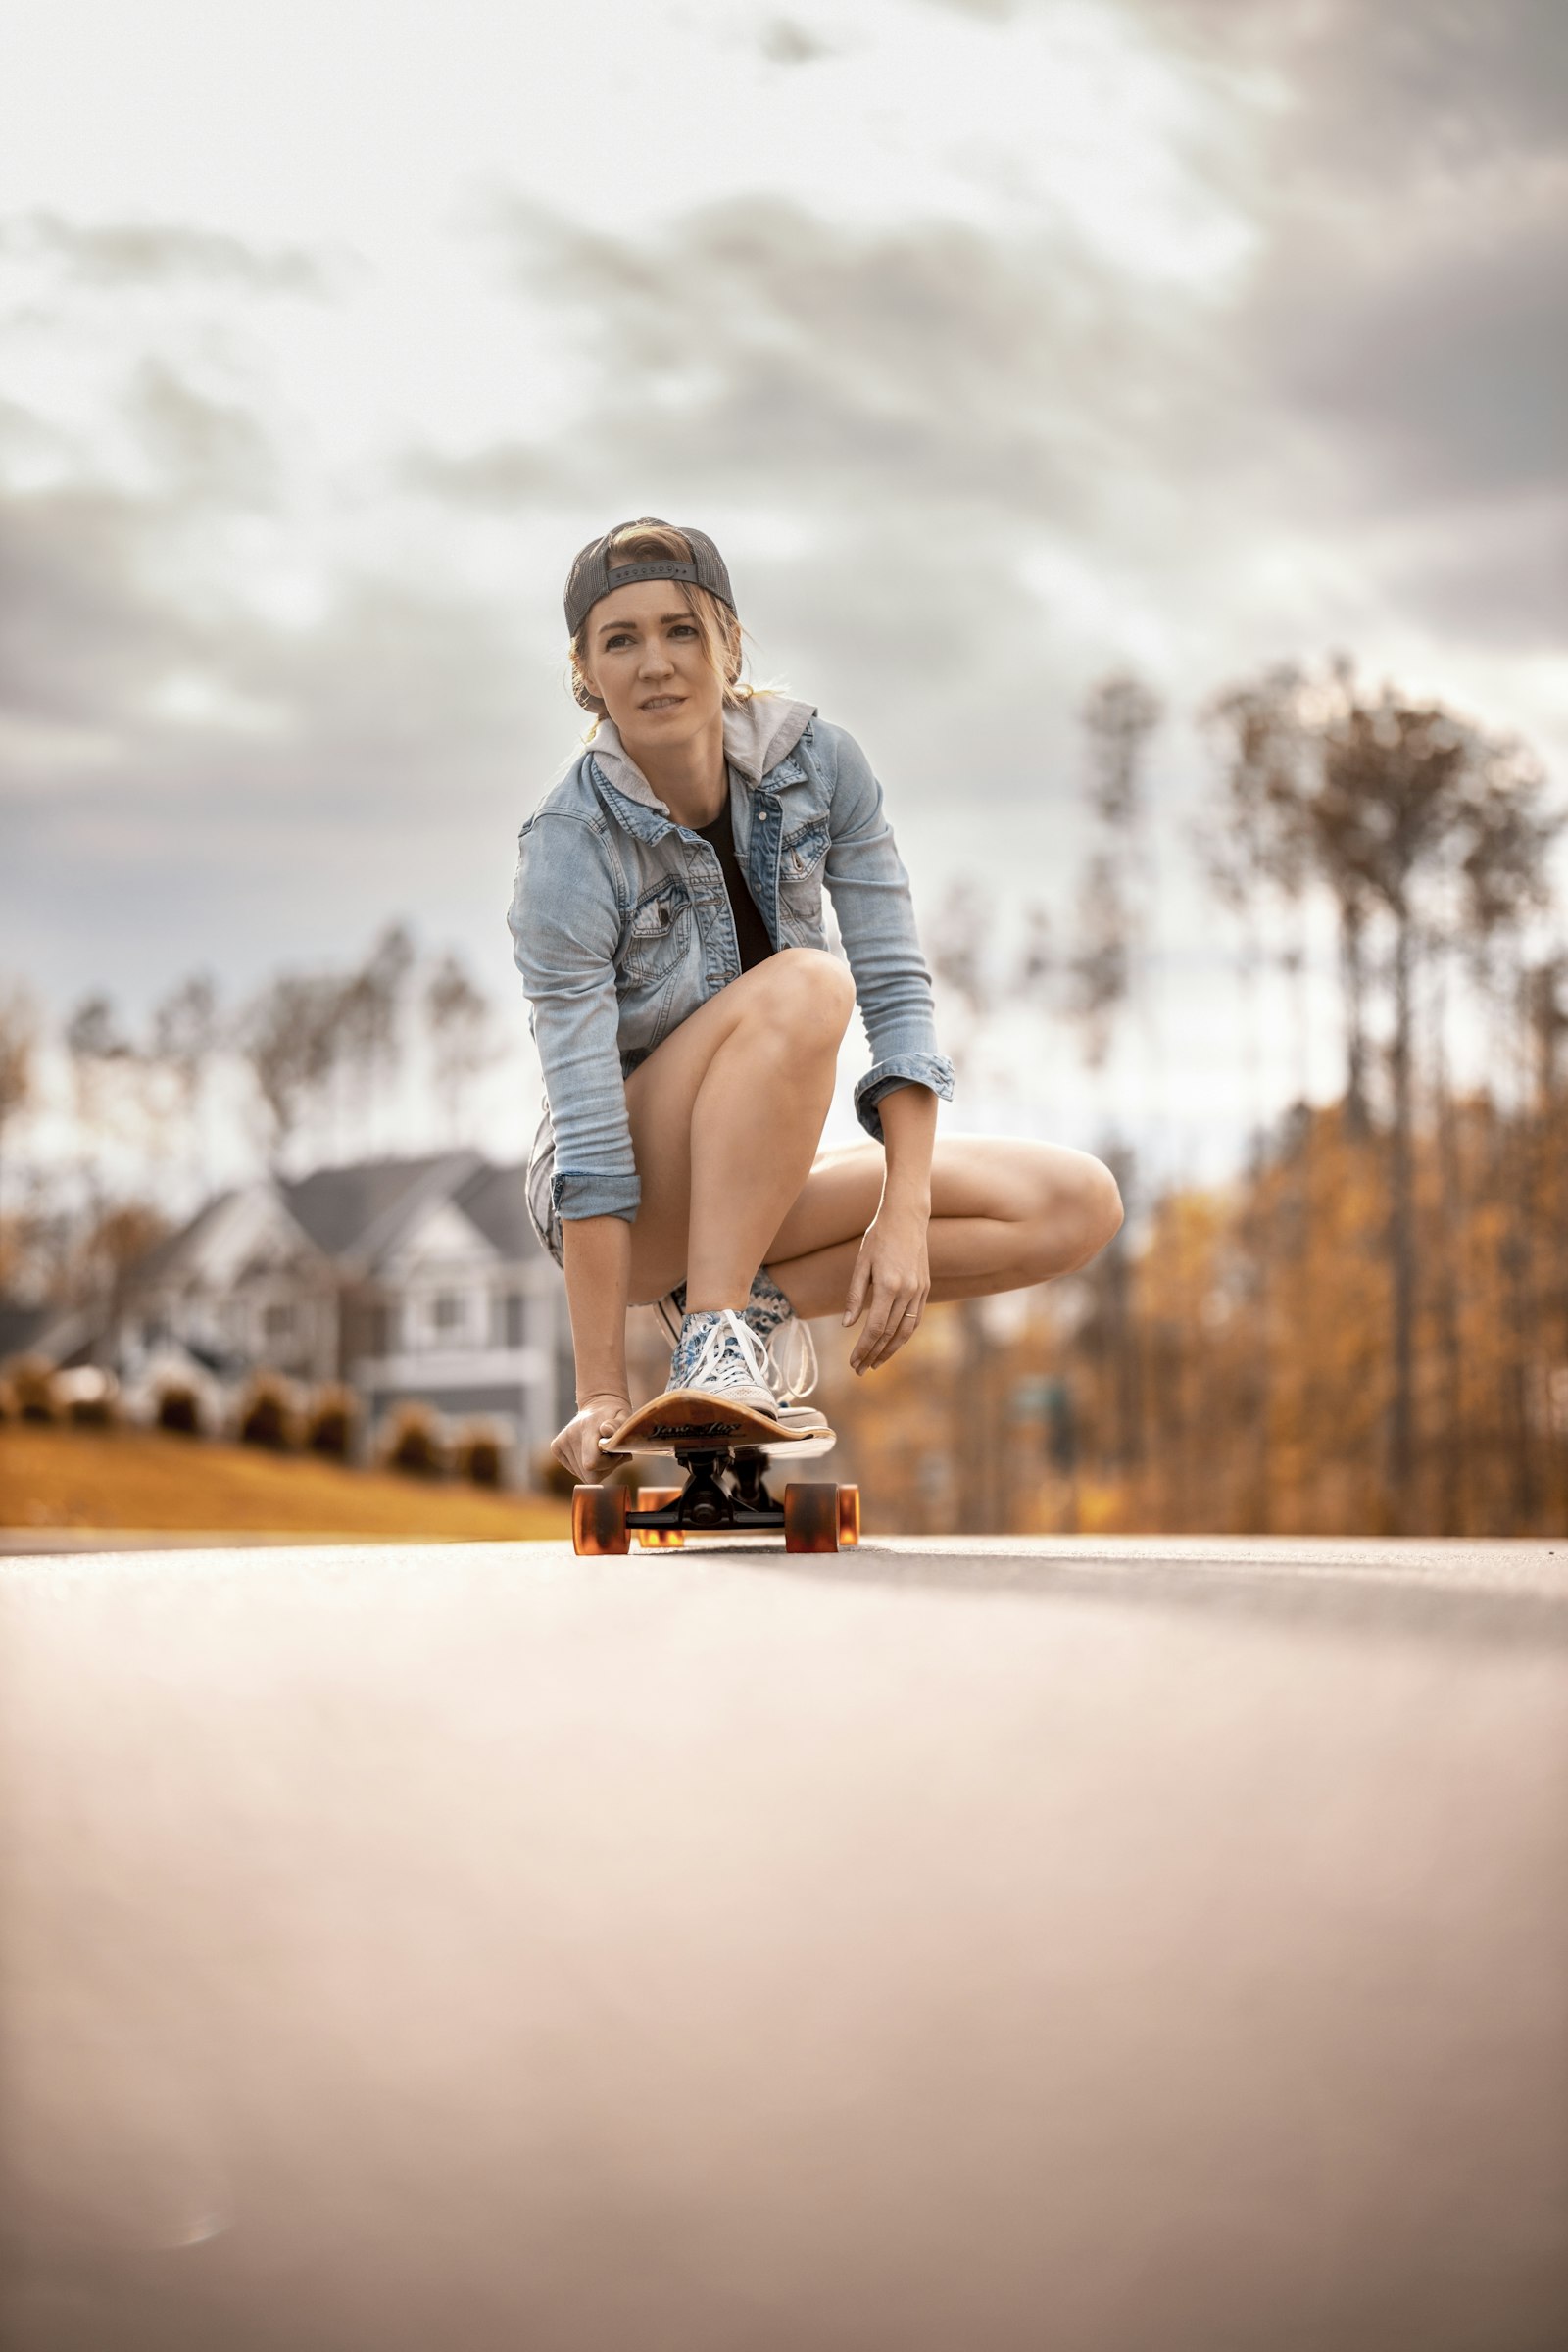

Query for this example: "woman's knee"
[1054,1152,1122,1268]
[1017,1146,1122,1277]
[749,948,856,1047]
[1080,1155,1124,1252]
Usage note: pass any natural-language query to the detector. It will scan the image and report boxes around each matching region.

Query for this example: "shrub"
[456,1426,506,1488]
[156,1383,203,1436]
[384,1403,446,1479]
[306,1385,358,1460]
[12,1357,59,1423]
[238,1376,296,1451]
[58,1367,119,1427]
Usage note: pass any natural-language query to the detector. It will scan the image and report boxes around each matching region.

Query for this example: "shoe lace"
[767,1317,818,1401]
[687,1308,772,1393]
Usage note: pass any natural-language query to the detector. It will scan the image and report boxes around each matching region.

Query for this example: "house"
[115,1152,571,1481]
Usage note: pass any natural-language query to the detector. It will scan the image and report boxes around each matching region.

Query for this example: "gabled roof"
[124,1190,239,1289]
[279,1151,485,1273]
[0,1298,100,1368]
[120,1152,543,1300]
[452,1162,538,1262]
[0,1298,53,1361]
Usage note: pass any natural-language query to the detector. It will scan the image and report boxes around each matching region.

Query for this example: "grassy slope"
[0,1424,570,1540]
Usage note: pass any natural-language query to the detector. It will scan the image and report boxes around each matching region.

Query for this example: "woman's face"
[578,580,725,758]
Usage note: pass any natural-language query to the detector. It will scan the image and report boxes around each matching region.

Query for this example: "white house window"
[502,1293,524,1349]
[263,1302,296,1342]
[432,1292,466,1339]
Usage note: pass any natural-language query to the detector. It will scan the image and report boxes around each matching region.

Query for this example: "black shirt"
[696,793,775,973]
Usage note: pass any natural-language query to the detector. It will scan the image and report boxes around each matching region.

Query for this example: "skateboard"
[570,1389,860,1556]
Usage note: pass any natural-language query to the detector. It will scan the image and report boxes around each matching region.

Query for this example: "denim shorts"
[525,1110,565,1270]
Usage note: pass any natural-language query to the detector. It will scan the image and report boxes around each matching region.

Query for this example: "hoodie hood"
[586,693,816,812]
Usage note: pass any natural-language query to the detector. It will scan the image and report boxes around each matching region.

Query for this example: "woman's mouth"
[640,695,684,711]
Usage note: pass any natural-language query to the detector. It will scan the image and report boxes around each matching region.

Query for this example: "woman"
[509,518,1122,1482]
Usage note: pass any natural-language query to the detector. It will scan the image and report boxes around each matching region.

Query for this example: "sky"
[2,0,1564,1173]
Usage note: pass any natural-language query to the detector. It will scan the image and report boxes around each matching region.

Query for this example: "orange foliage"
[821,1095,1568,1539]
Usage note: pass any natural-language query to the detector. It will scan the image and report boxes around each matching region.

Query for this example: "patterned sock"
[663,1268,795,1335]
[743,1267,796,1341]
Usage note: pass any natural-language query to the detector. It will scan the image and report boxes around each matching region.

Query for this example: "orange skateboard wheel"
[572,1482,629,1555]
[783,1483,843,1553]
[634,1486,685,1547]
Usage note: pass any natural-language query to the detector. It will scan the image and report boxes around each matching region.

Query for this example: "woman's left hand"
[843,1201,931,1374]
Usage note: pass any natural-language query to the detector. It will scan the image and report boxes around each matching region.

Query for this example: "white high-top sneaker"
[664,1307,781,1421]
[655,1270,824,1422]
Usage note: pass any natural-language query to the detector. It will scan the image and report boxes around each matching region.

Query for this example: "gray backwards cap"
[564,517,736,638]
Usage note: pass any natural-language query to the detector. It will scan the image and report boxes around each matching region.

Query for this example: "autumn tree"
[1201,662,1560,1526]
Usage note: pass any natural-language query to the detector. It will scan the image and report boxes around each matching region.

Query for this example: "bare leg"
[622,949,856,1308]
[764,1137,1122,1319]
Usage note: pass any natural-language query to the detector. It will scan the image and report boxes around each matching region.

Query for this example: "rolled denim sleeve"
[508,811,640,1225]
[818,724,956,1143]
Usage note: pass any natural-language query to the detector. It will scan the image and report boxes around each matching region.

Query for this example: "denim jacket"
[508,694,955,1228]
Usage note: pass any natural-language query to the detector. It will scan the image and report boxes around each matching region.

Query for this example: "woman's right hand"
[552,1392,632,1484]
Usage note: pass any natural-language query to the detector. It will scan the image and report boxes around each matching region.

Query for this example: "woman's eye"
[605,633,632,650]
[670,623,698,639]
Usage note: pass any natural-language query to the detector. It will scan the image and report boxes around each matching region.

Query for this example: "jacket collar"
[584,694,817,819]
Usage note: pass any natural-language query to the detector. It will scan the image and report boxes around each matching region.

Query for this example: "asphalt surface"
[3,1533,1566,2351]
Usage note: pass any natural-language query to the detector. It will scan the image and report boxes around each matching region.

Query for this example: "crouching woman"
[509,517,1122,1481]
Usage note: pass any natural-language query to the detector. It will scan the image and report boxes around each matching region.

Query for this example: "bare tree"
[1067,673,1163,1080]
[152,971,221,1183]
[1082,672,1163,833]
[0,981,38,1275]
[338,922,415,1152]
[423,950,497,1142]
[64,992,139,1157]
[1062,676,1164,1490]
[1066,852,1130,1072]
[241,975,341,1167]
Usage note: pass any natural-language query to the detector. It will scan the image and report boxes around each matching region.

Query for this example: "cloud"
[0,210,339,295]
[128,359,282,504]
[477,193,1241,524]
[1123,0,1568,187]
[4,1,1562,1032]
[759,18,836,66]
[0,362,281,732]
[0,473,201,730]
[1245,197,1568,503]
[0,367,546,1008]
[407,149,1566,851]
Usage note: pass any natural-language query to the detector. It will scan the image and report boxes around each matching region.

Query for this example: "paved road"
[3,1535,1566,2351]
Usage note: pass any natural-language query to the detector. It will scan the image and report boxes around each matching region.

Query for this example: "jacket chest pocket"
[618,877,692,989]
[779,816,829,883]
[774,815,831,944]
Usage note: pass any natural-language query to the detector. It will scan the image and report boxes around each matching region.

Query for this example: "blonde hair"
[569,520,752,718]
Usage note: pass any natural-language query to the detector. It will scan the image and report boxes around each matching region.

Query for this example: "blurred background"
[1,0,1564,1537]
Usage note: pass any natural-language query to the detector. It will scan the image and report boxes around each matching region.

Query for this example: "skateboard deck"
[601,1390,831,1457]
